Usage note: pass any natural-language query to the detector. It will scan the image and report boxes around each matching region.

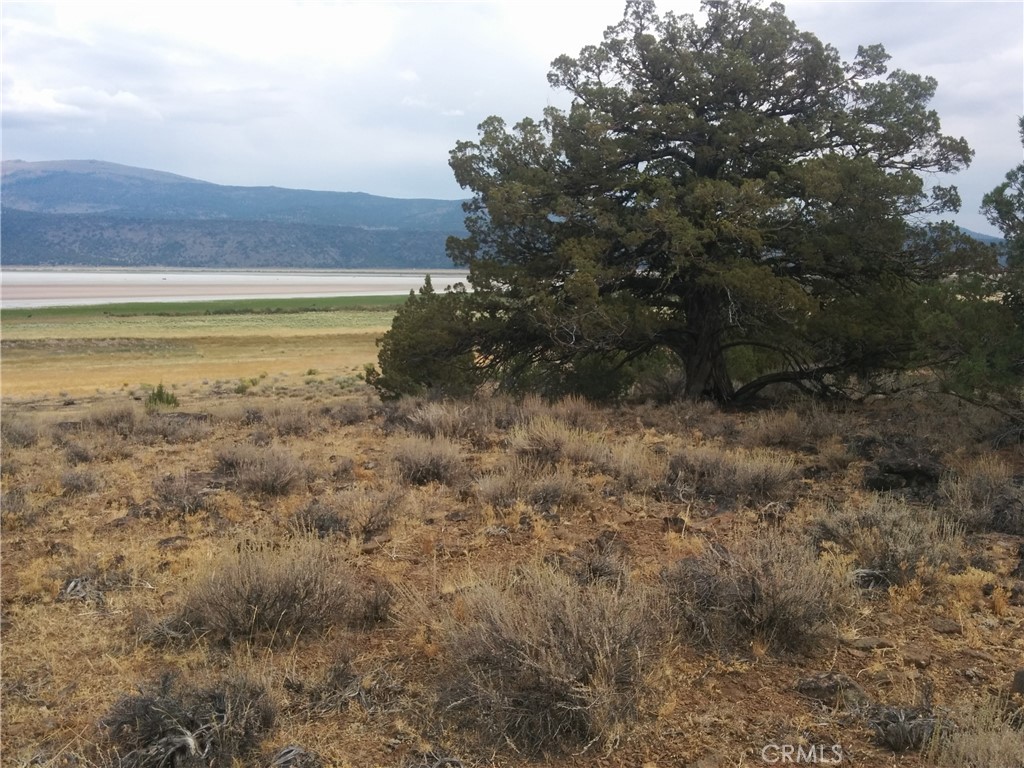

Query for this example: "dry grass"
[810,495,965,587]
[665,529,851,653]
[1,414,41,448]
[507,414,594,466]
[101,672,275,767]
[215,442,307,496]
[429,563,664,756]
[391,435,466,486]
[666,444,799,502]
[2,373,1021,768]
[927,696,1024,767]
[942,455,1024,535]
[157,536,389,646]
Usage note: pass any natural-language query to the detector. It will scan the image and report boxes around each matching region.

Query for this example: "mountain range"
[1,160,467,269]
[0,159,1005,269]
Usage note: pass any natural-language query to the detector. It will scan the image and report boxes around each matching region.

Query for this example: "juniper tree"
[378,0,973,401]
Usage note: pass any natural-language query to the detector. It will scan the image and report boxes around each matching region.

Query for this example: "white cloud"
[2,0,1021,230]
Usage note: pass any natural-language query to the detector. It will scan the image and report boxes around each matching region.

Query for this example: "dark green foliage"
[368,276,482,399]
[146,383,179,410]
[918,120,1024,427]
[376,0,975,402]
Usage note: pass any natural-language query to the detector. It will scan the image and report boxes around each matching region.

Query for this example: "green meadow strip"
[1,294,409,320]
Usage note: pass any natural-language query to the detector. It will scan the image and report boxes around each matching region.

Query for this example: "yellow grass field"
[1,303,394,398]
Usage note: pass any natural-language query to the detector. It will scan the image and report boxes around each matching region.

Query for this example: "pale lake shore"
[0,268,469,308]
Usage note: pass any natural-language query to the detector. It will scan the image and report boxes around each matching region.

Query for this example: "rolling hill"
[1,160,467,268]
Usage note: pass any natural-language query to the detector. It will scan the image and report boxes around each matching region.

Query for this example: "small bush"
[216,443,306,496]
[745,404,843,450]
[102,673,275,767]
[265,402,317,437]
[476,459,587,512]
[145,382,179,411]
[153,473,214,517]
[941,455,1024,534]
[1,415,40,448]
[595,440,666,493]
[63,441,95,465]
[165,537,390,646]
[810,495,964,587]
[87,403,139,437]
[391,436,466,486]
[405,401,475,440]
[508,415,592,466]
[927,696,1024,767]
[61,468,100,496]
[666,445,798,502]
[292,489,403,542]
[435,564,663,756]
[665,530,851,653]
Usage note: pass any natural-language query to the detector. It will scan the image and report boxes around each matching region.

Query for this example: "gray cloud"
[2,1,1020,233]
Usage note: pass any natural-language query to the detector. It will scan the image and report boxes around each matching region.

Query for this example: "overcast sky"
[2,1,1021,234]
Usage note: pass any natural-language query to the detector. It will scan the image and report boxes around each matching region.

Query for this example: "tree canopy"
[374,0,976,402]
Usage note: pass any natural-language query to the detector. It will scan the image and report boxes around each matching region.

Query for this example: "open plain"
[1,298,1023,768]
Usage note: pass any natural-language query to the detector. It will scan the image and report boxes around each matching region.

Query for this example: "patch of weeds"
[926,696,1024,766]
[666,445,798,503]
[1,415,40,448]
[406,401,475,440]
[265,402,318,437]
[0,487,35,529]
[60,468,100,496]
[434,564,663,757]
[152,472,215,517]
[63,441,95,465]
[810,495,964,587]
[594,439,666,494]
[941,455,1024,535]
[101,672,275,767]
[144,382,179,411]
[216,443,307,496]
[391,436,466,486]
[745,404,843,450]
[160,536,390,646]
[293,490,403,543]
[508,415,592,466]
[87,403,139,437]
[142,412,213,444]
[664,529,851,654]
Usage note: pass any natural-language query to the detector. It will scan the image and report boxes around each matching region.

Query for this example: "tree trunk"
[676,290,735,402]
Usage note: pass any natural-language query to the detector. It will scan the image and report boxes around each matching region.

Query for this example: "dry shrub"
[63,441,95,465]
[666,445,798,502]
[164,536,390,646]
[927,696,1024,767]
[508,415,592,466]
[216,443,306,496]
[594,439,666,493]
[101,672,275,767]
[265,401,318,437]
[0,487,34,529]
[665,529,851,653]
[810,495,964,587]
[745,404,844,450]
[391,436,466,486]
[152,472,215,517]
[323,400,373,426]
[941,455,1024,535]
[1,415,40,448]
[140,413,213,444]
[405,401,475,440]
[476,459,587,512]
[60,468,100,496]
[86,403,140,437]
[292,488,404,542]
[434,564,663,756]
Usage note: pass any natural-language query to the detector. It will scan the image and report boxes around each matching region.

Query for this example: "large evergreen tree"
[377,0,973,401]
